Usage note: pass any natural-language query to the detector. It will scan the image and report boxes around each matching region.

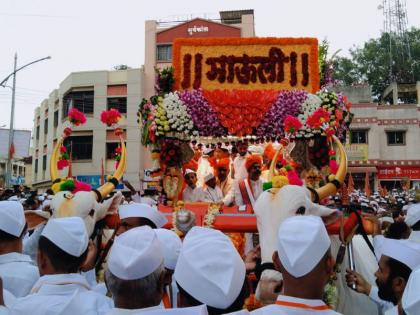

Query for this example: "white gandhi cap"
[119,203,167,228]
[381,238,420,270]
[277,215,331,278]
[0,201,26,237]
[174,226,245,309]
[155,228,182,270]
[108,226,164,280]
[405,204,420,227]
[41,217,88,257]
[402,267,420,315]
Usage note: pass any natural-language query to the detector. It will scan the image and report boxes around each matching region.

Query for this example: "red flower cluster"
[63,127,72,137]
[203,89,278,136]
[68,108,87,126]
[60,146,67,153]
[57,159,69,170]
[306,108,330,129]
[283,115,302,135]
[100,108,121,127]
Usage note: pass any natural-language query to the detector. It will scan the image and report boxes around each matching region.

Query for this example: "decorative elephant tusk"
[314,135,348,202]
[268,144,284,182]
[50,135,127,202]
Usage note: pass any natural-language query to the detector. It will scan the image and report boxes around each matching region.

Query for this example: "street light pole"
[5,53,18,188]
[1,54,51,188]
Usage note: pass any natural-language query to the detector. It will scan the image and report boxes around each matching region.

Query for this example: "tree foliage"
[333,27,420,100]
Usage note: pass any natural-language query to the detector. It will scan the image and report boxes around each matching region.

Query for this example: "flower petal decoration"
[257,90,308,139]
[203,89,279,136]
[100,108,121,127]
[68,108,87,126]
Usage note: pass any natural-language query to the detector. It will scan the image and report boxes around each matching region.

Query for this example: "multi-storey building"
[339,84,420,190]
[31,69,143,191]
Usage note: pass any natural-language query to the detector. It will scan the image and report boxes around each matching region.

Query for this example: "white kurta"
[182,186,205,202]
[250,295,342,314]
[203,186,223,203]
[10,273,113,315]
[0,252,39,297]
[125,305,209,314]
[233,155,248,180]
[409,230,420,243]
[234,179,264,207]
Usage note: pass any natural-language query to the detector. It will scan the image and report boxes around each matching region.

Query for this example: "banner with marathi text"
[173,37,319,93]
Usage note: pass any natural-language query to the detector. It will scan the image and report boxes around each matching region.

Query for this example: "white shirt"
[10,273,113,315]
[409,230,420,243]
[233,155,248,180]
[234,179,264,207]
[132,194,157,207]
[0,252,39,297]
[203,186,223,203]
[250,295,342,314]
[106,305,163,314]
[128,305,209,314]
[182,186,205,202]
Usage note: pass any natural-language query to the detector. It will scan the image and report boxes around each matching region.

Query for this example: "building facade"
[31,69,143,191]
[341,85,420,190]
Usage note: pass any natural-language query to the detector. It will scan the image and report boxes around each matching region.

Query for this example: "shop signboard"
[345,144,368,161]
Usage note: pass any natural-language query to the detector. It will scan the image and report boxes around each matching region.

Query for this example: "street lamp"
[0,54,51,188]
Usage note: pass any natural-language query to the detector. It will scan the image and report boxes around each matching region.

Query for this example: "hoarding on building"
[345,144,369,161]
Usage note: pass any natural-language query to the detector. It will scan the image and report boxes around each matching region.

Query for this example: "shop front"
[377,166,420,190]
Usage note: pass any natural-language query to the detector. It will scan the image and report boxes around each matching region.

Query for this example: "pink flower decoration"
[68,108,87,126]
[100,108,121,127]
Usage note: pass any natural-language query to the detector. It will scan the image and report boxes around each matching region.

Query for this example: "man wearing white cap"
[8,217,112,314]
[155,229,182,308]
[175,226,248,314]
[105,226,166,313]
[182,169,205,202]
[0,201,39,297]
[405,203,420,243]
[346,238,420,313]
[252,216,341,314]
[117,203,167,236]
[202,172,223,203]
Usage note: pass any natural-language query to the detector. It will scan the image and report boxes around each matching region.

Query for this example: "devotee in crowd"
[203,172,224,204]
[234,155,264,208]
[260,143,277,181]
[233,141,249,180]
[117,203,167,235]
[0,201,39,297]
[214,158,234,206]
[155,228,182,308]
[182,169,205,202]
[385,221,411,240]
[174,227,248,315]
[251,215,341,314]
[346,237,420,314]
[7,217,112,314]
[197,147,214,187]
[405,203,420,243]
[105,226,166,313]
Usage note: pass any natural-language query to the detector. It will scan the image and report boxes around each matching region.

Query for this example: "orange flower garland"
[173,37,320,93]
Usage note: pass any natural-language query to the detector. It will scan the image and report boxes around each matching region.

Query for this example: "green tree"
[333,27,420,101]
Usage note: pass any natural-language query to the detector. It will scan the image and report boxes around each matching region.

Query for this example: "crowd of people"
[0,141,419,314]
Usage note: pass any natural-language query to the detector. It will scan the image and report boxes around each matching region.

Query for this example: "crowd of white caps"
[0,195,419,314]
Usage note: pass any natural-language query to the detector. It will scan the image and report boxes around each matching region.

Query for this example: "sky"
[1,0,419,130]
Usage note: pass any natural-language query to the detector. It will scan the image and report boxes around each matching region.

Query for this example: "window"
[156,44,172,61]
[44,119,48,134]
[387,131,406,145]
[42,155,47,171]
[34,159,38,174]
[107,97,127,114]
[36,126,40,140]
[54,111,59,128]
[351,130,368,144]
[106,142,122,159]
[62,90,94,118]
[64,136,93,160]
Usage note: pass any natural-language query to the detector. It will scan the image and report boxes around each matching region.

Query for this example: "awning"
[348,166,377,173]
